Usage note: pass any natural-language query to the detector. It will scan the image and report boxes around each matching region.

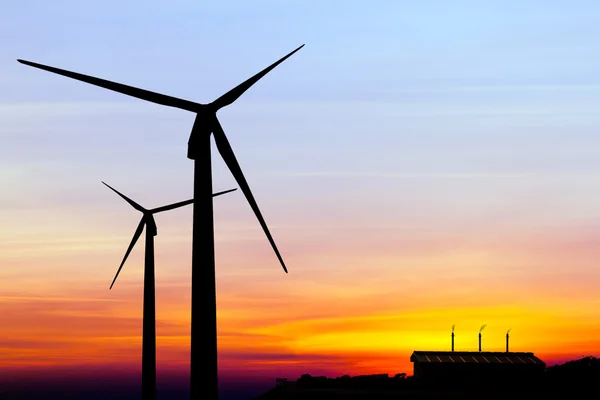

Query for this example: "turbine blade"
[209,44,304,110]
[102,181,145,212]
[110,218,145,290]
[151,199,194,214]
[150,188,237,213]
[213,188,238,197]
[17,59,200,112]
[212,120,288,273]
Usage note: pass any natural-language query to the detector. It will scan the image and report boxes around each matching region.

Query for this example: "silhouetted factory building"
[411,351,545,382]
[410,328,546,387]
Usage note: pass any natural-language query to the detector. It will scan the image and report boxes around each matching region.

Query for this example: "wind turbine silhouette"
[18,45,302,400]
[103,181,237,400]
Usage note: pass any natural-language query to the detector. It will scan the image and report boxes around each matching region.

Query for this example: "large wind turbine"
[103,182,236,400]
[18,45,303,399]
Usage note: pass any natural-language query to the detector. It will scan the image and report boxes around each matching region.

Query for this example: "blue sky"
[2,0,600,299]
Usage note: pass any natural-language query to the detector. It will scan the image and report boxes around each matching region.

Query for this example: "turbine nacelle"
[187,110,218,160]
[144,214,158,237]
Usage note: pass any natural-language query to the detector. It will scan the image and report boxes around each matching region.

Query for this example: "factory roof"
[410,351,545,366]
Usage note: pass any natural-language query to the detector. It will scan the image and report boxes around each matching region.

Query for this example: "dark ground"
[254,356,600,400]
[1,356,597,399]
[254,386,582,399]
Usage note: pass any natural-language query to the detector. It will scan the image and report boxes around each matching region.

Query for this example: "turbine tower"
[18,46,303,400]
[103,182,236,400]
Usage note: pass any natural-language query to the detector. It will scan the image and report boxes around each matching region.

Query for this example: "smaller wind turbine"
[102,181,236,400]
[506,328,512,353]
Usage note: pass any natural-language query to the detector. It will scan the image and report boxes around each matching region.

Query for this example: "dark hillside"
[254,356,600,399]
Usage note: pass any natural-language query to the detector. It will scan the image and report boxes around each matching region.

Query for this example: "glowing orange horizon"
[2,200,600,381]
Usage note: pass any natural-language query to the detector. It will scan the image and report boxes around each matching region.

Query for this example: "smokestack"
[451,325,455,351]
[478,325,487,352]
[506,329,511,353]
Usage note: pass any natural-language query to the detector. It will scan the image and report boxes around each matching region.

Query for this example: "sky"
[2,0,600,398]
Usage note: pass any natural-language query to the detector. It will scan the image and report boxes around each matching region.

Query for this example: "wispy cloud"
[0,101,174,118]
[287,172,537,179]
[441,83,600,93]
[0,296,121,302]
[284,171,600,180]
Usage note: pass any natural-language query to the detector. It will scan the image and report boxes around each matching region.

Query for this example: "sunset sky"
[2,0,600,397]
